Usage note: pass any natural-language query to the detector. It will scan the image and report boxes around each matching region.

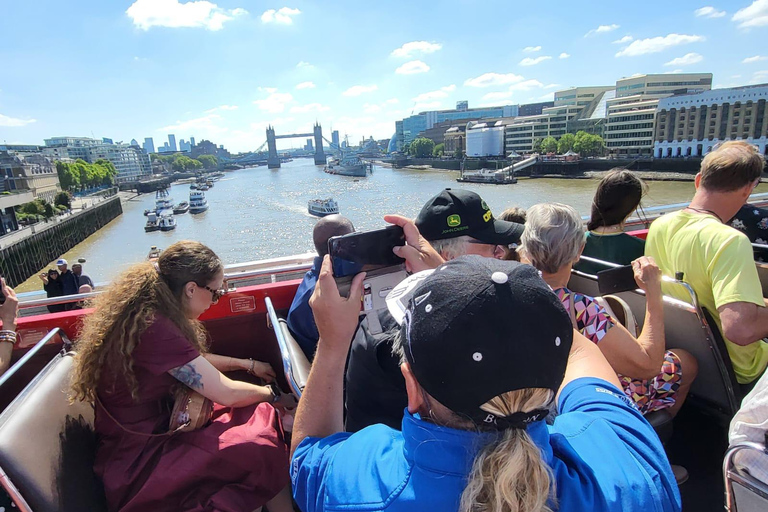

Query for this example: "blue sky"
[1,0,767,152]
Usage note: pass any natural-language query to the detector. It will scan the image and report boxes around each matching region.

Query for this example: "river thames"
[15,158,768,292]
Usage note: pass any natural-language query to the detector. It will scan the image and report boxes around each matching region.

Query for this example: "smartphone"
[597,265,638,295]
[328,225,406,278]
[0,276,5,305]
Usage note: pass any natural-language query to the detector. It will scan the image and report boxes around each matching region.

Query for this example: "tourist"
[72,261,94,289]
[729,203,768,262]
[729,368,768,485]
[646,141,768,386]
[39,269,65,313]
[343,189,524,432]
[520,203,698,418]
[575,169,647,274]
[70,241,296,512]
[0,278,19,376]
[287,214,354,360]
[56,258,79,311]
[499,205,527,261]
[291,251,681,512]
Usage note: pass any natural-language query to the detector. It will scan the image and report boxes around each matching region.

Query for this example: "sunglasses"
[200,284,227,304]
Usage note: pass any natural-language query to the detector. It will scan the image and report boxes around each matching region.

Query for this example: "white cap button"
[491,271,508,284]
[472,352,483,361]
[555,337,561,347]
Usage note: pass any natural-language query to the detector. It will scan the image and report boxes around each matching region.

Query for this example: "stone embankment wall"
[0,197,122,287]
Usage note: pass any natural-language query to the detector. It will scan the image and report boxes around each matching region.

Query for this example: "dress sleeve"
[132,316,201,375]
[573,292,615,344]
[291,433,352,512]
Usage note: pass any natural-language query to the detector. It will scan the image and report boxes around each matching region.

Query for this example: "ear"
[401,363,426,414]
[694,172,702,189]
[183,281,197,300]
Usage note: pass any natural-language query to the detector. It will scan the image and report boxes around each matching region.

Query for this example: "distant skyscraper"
[332,130,340,148]
[102,137,114,144]
[143,137,155,154]
[305,138,314,151]
[130,139,139,146]
[190,137,196,147]
[168,134,177,152]
[179,139,192,152]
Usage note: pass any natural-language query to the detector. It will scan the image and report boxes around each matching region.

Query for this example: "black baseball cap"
[393,256,573,430]
[415,189,524,245]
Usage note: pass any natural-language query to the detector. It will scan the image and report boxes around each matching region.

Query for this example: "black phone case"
[597,265,637,295]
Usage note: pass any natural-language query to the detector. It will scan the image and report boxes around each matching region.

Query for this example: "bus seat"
[724,441,768,512]
[756,262,768,298]
[278,319,310,395]
[0,351,107,512]
[265,297,310,398]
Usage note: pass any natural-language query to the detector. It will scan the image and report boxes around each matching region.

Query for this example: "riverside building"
[398,103,519,147]
[42,137,152,184]
[653,84,768,158]
[0,151,61,202]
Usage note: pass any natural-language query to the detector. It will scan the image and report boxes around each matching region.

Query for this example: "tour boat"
[189,190,209,214]
[146,245,161,261]
[173,201,189,214]
[457,168,517,185]
[154,188,174,213]
[158,211,176,231]
[307,198,339,217]
[144,212,159,232]
[324,154,372,177]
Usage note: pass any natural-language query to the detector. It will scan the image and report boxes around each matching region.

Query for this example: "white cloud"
[585,24,620,37]
[664,52,704,66]
[395,60,430,74]
[733,1,768,29]
[258,86,277,93]
[204,104,238,113]
[695,6,726,18]
[612,35,634,44]
[289,103,330,113]
[126,0,247,31]
[295,81,316,90]
[519,56,552,66]
[482,91,514,101]
[0,113,36,127]
[664,69,684,74]
[391,41,442,58]
[481,80,545,101]
[260,7,300,25]
[538,92,555,101]
[615,34,705,57]
[362,98,400,114]
[559,52,570,59]
[464,72,525,88]
[523,45,541,53]
[744,55,768,63]
[412,85,456,102]
[749,70,768,84]
[296,61,313,69]
[253,92,293,113]
[342,84,378,97]
[413,101,442,111]
[545,83,562,89]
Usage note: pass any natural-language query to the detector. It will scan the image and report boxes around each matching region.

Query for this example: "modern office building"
[398,103,519,146]
[421,120,478,146]
[143,137,155,154]
[605,73,712,156]
[0,151,61,202]
[305,138,314,151]
[654,83,768,157]
[190,137,196,147]
[42,137,152,184]
[518,101,554,117]
[331,130,340,148]
[179,139,192,152]
[168,134,177,152]
[190,139,231,159]
[466,120,507,157]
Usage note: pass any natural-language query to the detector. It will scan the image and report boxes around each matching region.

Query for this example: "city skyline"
[1,1,767,153]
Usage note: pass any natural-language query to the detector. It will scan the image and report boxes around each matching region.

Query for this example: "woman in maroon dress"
[70,241,295,512]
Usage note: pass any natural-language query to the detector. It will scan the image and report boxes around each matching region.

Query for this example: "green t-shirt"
[646,210,768,384]
[575,232,646,275]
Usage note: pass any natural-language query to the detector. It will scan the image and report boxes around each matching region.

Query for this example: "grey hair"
[429,235,472,260]
[391,328,407,365]
[520,203,585,274]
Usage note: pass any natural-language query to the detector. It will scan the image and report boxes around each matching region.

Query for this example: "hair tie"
[479,408,550,430]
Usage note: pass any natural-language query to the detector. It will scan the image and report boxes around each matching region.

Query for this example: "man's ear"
[694,172,702,189]
[401,363,426,414]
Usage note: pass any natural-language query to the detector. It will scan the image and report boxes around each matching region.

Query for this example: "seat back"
[724,442,768,512]
[569,271,740,420]
[0,352,106,512]
[265,297,310,397]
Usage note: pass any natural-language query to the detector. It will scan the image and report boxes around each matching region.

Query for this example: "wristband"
[247,358,255,375]
[268,384,281,404]
[0,330,17,345]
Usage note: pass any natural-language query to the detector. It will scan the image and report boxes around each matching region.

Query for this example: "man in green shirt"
[646,141,768,384]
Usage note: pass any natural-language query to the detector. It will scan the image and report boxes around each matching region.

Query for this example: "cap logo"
[483,210,492,223]
[447,214,461,227]
[481,200,489,210]
[414,291,431,306]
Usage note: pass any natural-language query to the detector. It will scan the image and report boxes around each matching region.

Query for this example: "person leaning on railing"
[0,278,19,376]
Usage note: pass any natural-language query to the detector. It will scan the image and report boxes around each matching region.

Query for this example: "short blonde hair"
[520,203,585,274]
[700,141,764,192]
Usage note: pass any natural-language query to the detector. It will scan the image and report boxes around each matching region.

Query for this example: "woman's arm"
[203,354,276,382]
[0,279,18,376]
[594,257,666,380]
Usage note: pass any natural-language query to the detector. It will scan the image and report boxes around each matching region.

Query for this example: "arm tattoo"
[169,363,204,390]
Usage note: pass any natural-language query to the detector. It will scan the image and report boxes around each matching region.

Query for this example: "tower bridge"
[266,122,325,168]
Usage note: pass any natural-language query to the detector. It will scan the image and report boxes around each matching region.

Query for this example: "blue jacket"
[286,257,322,359]
[59,269,79,296]
[291,377,681,512]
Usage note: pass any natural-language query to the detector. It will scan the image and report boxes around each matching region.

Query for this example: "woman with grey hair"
[520,203,698,418]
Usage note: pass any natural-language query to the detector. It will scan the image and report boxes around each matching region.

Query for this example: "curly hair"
[70,241,223,402]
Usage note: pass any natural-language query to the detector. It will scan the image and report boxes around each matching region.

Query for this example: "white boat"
[144,212,159,232]
[158,211,176,231]
[189,190,209,214]
[155,188,174,212]
[457,168,517,185]
[308,198,339,217]
[325,154,372,177]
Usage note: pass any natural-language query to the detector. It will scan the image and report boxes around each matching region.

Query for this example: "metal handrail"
[0,328,61,389]
[264,297,303,398]
[225,262,313,286]
[724,441,768,511]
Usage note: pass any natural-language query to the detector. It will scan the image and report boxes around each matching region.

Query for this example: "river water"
[14,158,768,292]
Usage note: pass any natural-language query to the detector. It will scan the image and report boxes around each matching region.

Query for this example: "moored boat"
[457,168,517,184]
[158,211,176,231]
[144,212,159,232]
[189,190,209,214]
[173,201,189,214]
[155,188,174,212]
[324,154,372,177]
[308,198,339,217]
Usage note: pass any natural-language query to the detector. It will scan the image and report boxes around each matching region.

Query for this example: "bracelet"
[268,384,281,404]
[247,358,255,375]
[0,330,17,345]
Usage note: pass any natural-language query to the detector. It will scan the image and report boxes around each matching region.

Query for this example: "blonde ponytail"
[459,388,555,512]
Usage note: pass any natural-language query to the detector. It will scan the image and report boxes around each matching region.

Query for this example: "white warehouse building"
[465,121,506,157]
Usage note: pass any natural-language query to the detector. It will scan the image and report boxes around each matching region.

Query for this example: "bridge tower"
[313,123,326,165]
[266,125,280,169]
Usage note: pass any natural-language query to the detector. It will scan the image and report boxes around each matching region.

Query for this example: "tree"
[401,142,411,155]
[19,200,44,216]
[410,137,435,158]
[433,143,445,157]
[197,155,218,169]
[541,136,558,154]
[557,133,576,154]
[54,191,72,209]
[573,131,606,157]
[56,161,79,191]
[532,138,543,154]
[41,201,54,219]
[454,148,464,159]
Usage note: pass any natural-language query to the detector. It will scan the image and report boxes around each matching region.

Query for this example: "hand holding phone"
[328,225,405,278]
[597,265,638,295]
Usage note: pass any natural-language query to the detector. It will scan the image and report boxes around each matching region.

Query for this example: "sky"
[1,0,767,153]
